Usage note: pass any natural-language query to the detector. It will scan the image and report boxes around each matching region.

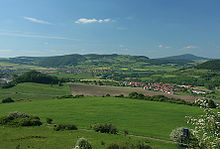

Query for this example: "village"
[119,81,210,95]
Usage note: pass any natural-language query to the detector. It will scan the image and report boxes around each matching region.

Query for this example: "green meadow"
[0,83,71,101]
[0,126,179,149]
[0,83,204,148]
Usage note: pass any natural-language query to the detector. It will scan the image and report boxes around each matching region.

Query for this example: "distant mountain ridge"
[160,54,210,61]
[0,53,207,68]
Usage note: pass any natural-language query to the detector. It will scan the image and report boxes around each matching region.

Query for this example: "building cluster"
[192,90,207,95]
[65,69,109,73]
[119,81,183,95]
[143,83,183,95]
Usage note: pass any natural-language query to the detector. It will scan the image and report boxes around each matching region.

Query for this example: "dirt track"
[70,84,216,103]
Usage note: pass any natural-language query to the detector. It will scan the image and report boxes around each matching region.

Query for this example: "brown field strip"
[70,84,220,103]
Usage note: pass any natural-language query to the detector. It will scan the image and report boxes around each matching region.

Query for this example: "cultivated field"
[70,84,202,102]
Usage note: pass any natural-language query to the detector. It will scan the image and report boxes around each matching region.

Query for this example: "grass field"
[0,83,71,101]
[0,126,180,149]
[0,83,204,148]
[0,97,203,140]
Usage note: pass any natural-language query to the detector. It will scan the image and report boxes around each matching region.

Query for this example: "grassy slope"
[0,126,178,149]
[0,97,203,140]
[0,83,71,101]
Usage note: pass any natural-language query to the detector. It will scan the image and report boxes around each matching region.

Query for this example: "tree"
[186,99,220,149]
[74,138,92,149]
[170,127,190,147]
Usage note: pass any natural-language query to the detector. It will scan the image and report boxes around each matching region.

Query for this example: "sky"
[0,0,220,58]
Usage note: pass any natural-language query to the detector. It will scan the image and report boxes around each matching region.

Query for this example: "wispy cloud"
[183,45,198,49]
[116,27,128,30]
[0,31,78,41]
[24,16,52,25]
[0,49,12,53]
[125,16,134,20]
[158,44,171,49]
[75,18,111,24]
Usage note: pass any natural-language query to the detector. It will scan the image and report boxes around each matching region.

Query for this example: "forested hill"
[196,59,220,71]
[160,54,209,61]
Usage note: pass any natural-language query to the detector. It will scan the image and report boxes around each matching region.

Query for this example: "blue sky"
[0,0,220,58]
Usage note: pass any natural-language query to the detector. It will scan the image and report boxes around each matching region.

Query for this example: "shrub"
[137,93,145,99]
[106,143,119,149]
[46,118,53,124]
[208,99,217,108]
[54,124,77,131]
[91,123,117,134]
[106,142,152,149]
[74,137,92,149]
[128,92,138,98]
[170,127,190,147]
[2,97,14,103]
[115,94,124,98]
[124,130,128,136]
[101,141,105,146]
[8,111,30,119]
[74,94,84,98]
[56,95,74,99]
[0,112,42,127]
[106,94,111,97]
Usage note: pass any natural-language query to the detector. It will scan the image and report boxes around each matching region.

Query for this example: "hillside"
[196,59,220,71]
[160,54,209,61]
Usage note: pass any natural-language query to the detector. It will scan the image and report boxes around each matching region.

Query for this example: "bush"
[106,143,119,149]
[115,94,124,98]
[91,123,117,134]
[106,142,152,149]
[54,124,77,131]
[0,112,42,127]
[170,127,190,147]
[74,137,92,149]
[208,99,217,108]
[1,81,16,89]
[74,94,84,98]
[128,92,139,98]
[106,94,111,97]
[8,111,30,119]
[124,130,128,136]
[2,97,14,103]
[46,118,53,124]
[56,95,74,99]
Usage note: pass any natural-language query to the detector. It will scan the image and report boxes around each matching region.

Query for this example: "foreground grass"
[0,126,179,149]
[0,83,71,101]
[0,97,203,140]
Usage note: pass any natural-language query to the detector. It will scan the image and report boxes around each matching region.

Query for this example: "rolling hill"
[160,54,210,61]
[0,53,207,68]
[196,59,220,71]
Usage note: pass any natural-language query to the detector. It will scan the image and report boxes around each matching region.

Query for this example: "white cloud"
[75,18,111,24]
[184,45,198,49]
[24,17,52,25]
[0,31,78,41]
[158,44,163,48]
[165,46,171,49]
